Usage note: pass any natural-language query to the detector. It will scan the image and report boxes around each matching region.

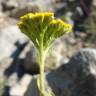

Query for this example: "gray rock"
[2,0,29,9]
[9,73,52,96]
[2,0,55,18]
[63,48,96,96]
[93,0,96,6]
[19,42,39,74]
[9,74,33,96]
[68,48,96,75]
[6,72,18,86]
[0,25,29,94]
[0,25,28,61]
[10,4,40,18]
[8,49,96,96]
[0,58,13,77]
[24,48,96,96]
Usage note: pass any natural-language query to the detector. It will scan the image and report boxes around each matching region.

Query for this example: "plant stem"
[40,54,45,96]
[39,44,45,96]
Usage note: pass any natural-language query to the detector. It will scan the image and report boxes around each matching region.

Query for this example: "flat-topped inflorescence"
[17,12,72,51]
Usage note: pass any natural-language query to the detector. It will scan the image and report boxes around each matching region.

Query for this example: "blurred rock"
[0,13,16,28]
[24,48,96,96]
[92,0,96,6]
[68,48,96,75]
[0,0,3,10]
[0,25,29,96]
[2,0,29,11]
[19,42,39,75]
[0,58,13,77]
[10,5,40,19]
[0,25,28,61]
[45,39,67,70]
[2,0,55,18]
[0,5,2,11]
[6,72,18,87]
[9,74,33,96]
[8,48,96,96]
[9,73,52,96]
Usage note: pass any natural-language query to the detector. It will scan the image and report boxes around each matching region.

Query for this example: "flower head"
[17,12,72,96]
[17,12,72,50]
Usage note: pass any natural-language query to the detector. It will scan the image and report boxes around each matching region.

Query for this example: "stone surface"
[19,42,39,74]
[24,48,96,96]
[0,25,29,90]
[9,74,32,96]
[0,25,28,61]
[2,0,55,18]
[10,4,40,19]
[68,48,96,75]
[0,13,16,28]
[93,0,96,6]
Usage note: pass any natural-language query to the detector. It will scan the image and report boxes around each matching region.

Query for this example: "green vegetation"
[17,12,72,96]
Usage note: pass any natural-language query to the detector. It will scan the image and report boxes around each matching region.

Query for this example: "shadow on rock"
[4,41,28,78]
[25,48,96,96]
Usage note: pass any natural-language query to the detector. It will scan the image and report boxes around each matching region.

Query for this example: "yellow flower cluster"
[17,12,72,96]
[17,12,72,50]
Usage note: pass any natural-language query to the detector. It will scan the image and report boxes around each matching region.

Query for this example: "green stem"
[39,39,46,96]
[39,52,45,96]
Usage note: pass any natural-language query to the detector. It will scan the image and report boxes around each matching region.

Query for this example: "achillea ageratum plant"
[17,12,72,96]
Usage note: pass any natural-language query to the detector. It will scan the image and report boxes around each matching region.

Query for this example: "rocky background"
[0,0,96,96]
